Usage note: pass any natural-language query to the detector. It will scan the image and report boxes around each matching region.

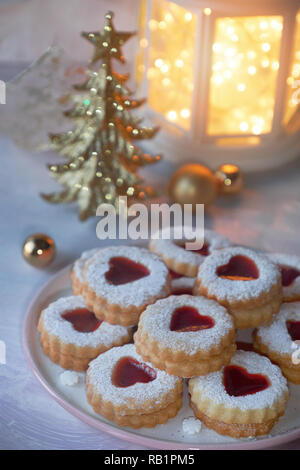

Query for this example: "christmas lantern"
[135,0,300,171]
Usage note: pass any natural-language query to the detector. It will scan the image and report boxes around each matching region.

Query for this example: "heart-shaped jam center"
[286,320,300,341]
[280,265,300,287]
[169,269,183,279]
[217,255,259,281]
[172,287,194,296]
[112,356,156,388]
[105,256,150,285]
[224,365,269,397]
[177,240,210,256]
[170,306,214,332]
[61,308,102,333]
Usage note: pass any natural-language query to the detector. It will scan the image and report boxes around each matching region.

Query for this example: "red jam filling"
[236,341,255,352]
[177,241,210,256]
[170,306,214,332]
[286,320,300,341]
[217,255,259,281]
[279,265,300,287]
[61,308,101,333]
[112,356,156,388]
[169,269,183,279]
[224,365,269,397]
[105,256,150,285]
[172,287,194,296]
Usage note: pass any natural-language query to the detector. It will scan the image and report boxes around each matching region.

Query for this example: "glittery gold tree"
[42,11,161,220]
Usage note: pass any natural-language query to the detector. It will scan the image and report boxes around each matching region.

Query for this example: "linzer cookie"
[150,229,232,277]
[189,351,289,438]
[253,302,300,384]
[81,246,171,326]
[134,295,236,377]
[71,248,100,295]
[195,247,282,329]
[86,344,183,428]
[38,296,132,371]
[266,253,300,302]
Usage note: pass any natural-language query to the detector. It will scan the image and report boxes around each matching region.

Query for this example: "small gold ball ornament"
[215,164,243,195]
[168,164,217,207]
[23,233,56,268]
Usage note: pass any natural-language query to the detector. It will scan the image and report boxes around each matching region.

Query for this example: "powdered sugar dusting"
[138,295,234,354]
[73,248,100,283]
[41,295,131,347]
[198,247,280,302]
[256,302,300,355]
[190,351,288,410]
[84,246,169,307]
[267,253,300,299]
[87,344,181,407]
[150,229,232,267]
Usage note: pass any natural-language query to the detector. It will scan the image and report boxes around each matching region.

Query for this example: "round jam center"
[280,265,300,287]
[105,256,150,285]
[217,255,259,281]
[224,365,269,397]
[112,356,156,388]
[286,320,300,341]
[170,306,214,332]
[61,308,101,333]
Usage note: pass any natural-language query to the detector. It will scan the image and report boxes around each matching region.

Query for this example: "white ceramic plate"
[23,264,300,450]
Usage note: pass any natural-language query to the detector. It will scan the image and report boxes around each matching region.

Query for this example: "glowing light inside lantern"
[147,0,196,130]
[207,16,283,135]
[283,11,300,133]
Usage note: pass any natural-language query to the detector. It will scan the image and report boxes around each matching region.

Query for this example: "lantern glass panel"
[283,11,300,133]
[147,0,196,130]
[207,16,283,136]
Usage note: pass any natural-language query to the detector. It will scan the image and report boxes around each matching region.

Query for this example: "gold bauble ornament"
[168,164,217,207]
[23,233,56,268]
[215,164,243,195]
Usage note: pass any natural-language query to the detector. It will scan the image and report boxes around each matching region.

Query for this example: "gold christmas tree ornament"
[215,164,243,195]
[23,233,56,268]
[42,11,161,220]
[168,164,218,207]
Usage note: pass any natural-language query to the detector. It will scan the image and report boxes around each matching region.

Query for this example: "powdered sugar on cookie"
[73,248,100,283]
[266,253,300,300]
[87,344,181,409]
[150,229,231,268]
[138,295,234,354]
[189,351,288,411]
[198,247,280,302]
[41,295,131,347]
[83,246,170,307]
[256,302,300,355]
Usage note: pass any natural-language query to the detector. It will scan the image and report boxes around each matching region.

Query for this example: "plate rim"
[23,264,300,450]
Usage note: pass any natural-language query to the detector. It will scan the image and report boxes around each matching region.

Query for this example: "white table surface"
[1,63,300,450]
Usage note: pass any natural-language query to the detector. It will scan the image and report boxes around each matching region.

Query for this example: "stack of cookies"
[38,230,300,438]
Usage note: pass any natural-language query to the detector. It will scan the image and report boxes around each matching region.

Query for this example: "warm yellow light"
[237,83,246,92]
[262,42,271,52]
[155,58,163,68]
[248,66,257,75]
[140,38,148,48]
[167,110,177,121]
[240,121,249,132]
[208,15,283,136]
[180,108,190,118]
[148,0,196,130]
[175,59,184,68]
[203,8,212,16]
